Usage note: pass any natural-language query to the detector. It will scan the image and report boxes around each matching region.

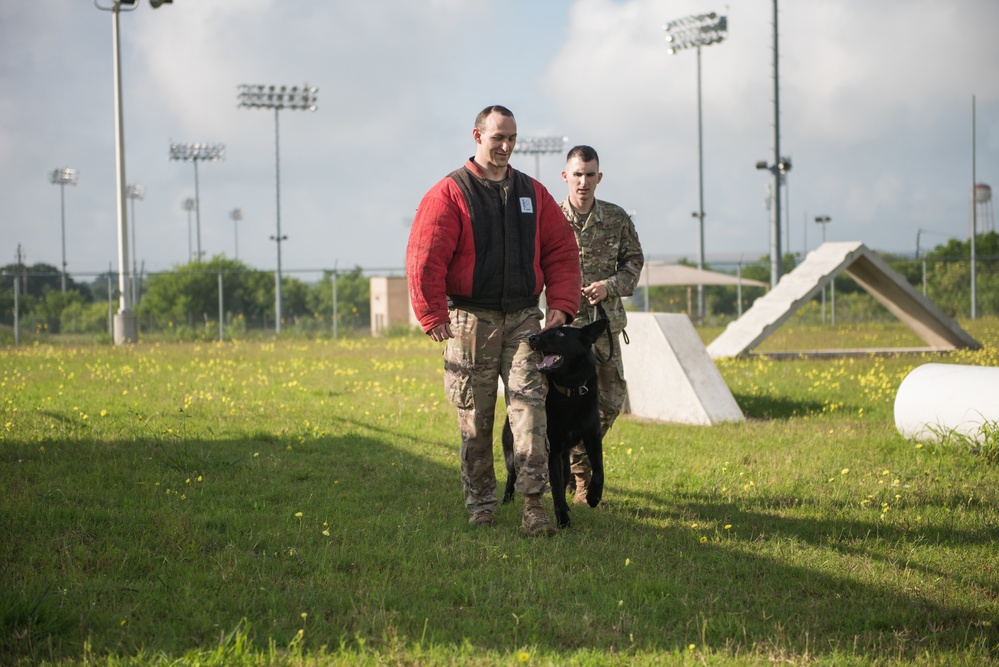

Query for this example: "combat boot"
[572,471,591,506]
[468,510,494,526]
[522,493,556,536]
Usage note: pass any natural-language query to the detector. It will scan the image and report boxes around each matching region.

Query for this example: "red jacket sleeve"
[406,179,463,332]
[534,182,581,321]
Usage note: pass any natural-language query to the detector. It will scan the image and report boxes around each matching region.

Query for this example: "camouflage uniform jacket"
[560,199,644,334]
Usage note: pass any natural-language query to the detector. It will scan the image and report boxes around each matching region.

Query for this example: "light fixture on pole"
[237,83,318,335]
[664,11,727,321]
[229,208,242,260]
[182,197,196,261]
[93,0,172,343]
[169,142,224,262]
[126,183,145,304]
[814,215,831,244]
[513,136,568,179]
[756,155,791,287]
[49,167,78,293]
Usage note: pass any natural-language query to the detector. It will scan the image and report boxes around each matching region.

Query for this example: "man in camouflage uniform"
[560,145,645,505]
[406,106,581,536]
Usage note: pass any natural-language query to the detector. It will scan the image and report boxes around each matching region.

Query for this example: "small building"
[370,276,418,337]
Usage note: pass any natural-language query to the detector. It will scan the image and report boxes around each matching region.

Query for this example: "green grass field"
[2,320,998,666]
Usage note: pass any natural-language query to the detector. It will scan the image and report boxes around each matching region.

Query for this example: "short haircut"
[566,145,599,166]
[475,105,515,131]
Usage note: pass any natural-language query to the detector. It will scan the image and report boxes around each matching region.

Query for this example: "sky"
[2,0,998,282]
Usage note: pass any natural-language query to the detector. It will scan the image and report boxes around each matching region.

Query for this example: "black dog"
[501,319,607,528]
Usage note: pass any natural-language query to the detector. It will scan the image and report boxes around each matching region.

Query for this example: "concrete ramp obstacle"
[706,242,981,359]
[621,313,743,425]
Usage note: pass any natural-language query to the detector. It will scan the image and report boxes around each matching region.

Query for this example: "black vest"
[448,166,539,312]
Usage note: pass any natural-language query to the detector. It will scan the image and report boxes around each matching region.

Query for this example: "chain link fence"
[1,254,996,345]
[0,265,400,344]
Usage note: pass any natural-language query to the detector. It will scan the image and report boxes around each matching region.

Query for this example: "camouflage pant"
[443,306,549,514]
[569,329,626,478]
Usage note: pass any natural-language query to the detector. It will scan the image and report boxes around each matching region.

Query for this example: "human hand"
[582,282,608,305]
[540,309,568,332]
[427,322,454,342]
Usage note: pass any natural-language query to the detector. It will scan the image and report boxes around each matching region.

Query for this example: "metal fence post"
[12,275,19,346]
[332,270,338,340]
[831,281,836,326]
[107,266,114,344]
[218,270,224,342]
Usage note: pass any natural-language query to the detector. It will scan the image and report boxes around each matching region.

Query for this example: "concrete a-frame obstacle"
[621,313,744,425]
[706,241,981,359]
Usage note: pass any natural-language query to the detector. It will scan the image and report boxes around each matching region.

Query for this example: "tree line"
[2,233,997,342]
[0,256,373,341]
[630,232,999,325]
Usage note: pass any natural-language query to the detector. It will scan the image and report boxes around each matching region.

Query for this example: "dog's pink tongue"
[537,354,560,371]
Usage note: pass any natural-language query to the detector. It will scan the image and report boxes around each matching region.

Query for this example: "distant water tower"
[970,183,995,235]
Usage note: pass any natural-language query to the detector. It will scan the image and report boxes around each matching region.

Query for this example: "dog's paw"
[587,480,604,507]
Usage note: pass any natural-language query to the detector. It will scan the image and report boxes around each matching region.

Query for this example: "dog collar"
[550,380,589,397]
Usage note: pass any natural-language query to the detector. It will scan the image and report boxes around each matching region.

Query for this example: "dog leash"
[592,302,628,363]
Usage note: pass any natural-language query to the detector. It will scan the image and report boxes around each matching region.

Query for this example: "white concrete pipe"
[894,363,999,442]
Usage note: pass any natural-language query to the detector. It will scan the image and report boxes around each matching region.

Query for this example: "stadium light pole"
[93,0,172,343]
[126,183,145,304]
[169,142,224,262]
[752,0,787,289]
[513,136,568,179]
[815,216,832,324]
[229,208,242,260]
[664,11,727,322]
[237,83,318,335]
[49,167,78,293]
[182,198,196,261]
[971,95,977,321]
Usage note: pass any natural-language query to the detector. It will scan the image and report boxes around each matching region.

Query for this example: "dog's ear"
[580,318,608,345]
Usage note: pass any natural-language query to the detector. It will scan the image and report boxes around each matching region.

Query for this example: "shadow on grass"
[659,491,998,597]
[2,424,996,663]
[732,392,844,420]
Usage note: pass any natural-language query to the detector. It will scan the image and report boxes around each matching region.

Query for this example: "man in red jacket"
[406,105,581,536]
